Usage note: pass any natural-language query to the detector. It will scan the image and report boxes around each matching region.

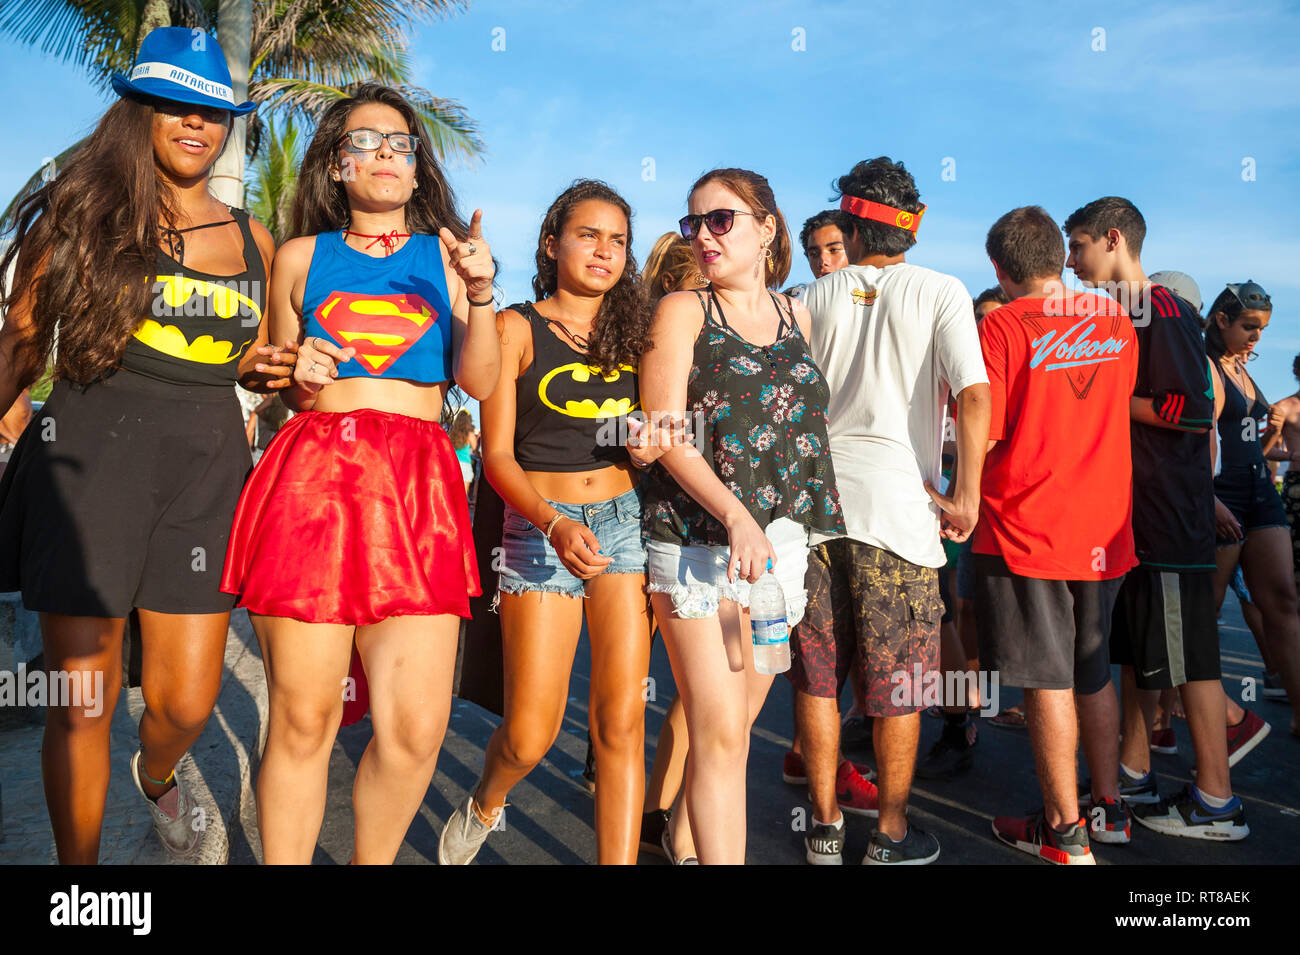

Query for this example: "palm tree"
[0,0,483,223]
[245,113,300,243]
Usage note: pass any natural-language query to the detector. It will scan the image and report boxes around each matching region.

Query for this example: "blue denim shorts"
[497,485,647,600]
[646,517,811,624]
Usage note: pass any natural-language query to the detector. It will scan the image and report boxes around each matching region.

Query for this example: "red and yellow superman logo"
[314,291,439,375]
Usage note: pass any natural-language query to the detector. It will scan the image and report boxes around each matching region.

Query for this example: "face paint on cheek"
[405,154,415,166]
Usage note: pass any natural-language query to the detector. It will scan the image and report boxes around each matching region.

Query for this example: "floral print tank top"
[643,289,844,546]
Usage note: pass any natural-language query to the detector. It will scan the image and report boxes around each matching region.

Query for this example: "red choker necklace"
[343,229,410,255]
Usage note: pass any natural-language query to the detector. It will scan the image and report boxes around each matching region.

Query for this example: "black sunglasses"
[337,128,420,155]
[678,209,760,241]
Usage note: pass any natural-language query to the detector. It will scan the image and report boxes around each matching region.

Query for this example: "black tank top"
[1216,364,1270,471]
[120,207,266,387]
[511,302,639,472]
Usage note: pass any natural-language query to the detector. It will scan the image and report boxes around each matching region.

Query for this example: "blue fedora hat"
[112,27,256,116]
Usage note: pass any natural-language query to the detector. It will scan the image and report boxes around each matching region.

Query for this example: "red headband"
[840,195,926,234]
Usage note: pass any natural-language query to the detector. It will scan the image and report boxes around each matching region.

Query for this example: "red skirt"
[220,408,480,625]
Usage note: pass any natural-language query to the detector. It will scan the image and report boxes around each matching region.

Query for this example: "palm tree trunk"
[138,0,171,44]
[210,0,251,207]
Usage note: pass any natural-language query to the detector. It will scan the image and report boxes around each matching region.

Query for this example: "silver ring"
[310,361,320,373]
[467,243,478,255]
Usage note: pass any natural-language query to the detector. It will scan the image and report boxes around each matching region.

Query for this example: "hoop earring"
[763,245,775,270]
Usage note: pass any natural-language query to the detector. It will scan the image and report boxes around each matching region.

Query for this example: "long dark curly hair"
[0,97,199,384]
[292,84,469,241]
[531,180,648,374]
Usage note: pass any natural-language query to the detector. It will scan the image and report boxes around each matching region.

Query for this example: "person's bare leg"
[874,713,920,841]
[1239,599,1272,672]
[39,613,125,864]
[585,573,653,864]
[1118,666,1160,776]
[351,613,459,864]
[1024,687,1079,829]
[475,592,584,813]
[798,690,840,823]
[136,610,229,800]
[656,594,751,864]
[1152,688,1178,733]
[1076,680,1119,802]
[252,615,354,864]
[1182,679,1231,799]
[1241,526,1300,734]
[645,695,688,816]
[1212,544,1249,726]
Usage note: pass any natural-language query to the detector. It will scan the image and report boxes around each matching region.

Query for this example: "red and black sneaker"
[1225,710,1271,768]
[1086,796,1131,845]
[783,751,875,786]
[833,760,879,817]
[992,812,1096,865]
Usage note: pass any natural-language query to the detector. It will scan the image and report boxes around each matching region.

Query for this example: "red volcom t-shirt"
[972,292,1138,580]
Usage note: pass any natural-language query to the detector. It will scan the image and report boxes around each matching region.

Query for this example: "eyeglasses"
[1227,281,1271,310]
[678,209,760,241]
[337,128,420,154]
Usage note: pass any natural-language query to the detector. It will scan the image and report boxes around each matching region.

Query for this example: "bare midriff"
[525,461,638,505]
[310,377,450,421]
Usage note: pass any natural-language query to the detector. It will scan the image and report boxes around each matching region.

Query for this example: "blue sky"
[2,0,1298,406]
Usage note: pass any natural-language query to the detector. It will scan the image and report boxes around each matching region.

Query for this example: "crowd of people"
[0,28,1295,866]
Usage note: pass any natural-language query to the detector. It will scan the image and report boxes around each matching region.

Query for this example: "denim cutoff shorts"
[496,485,647,600]
[646,517,812,624]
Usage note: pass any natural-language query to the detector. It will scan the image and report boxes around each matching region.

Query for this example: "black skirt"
[0,369,251,617]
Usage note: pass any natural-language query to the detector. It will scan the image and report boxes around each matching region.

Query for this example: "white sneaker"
[438,794,502,865]
[130,750,200,858]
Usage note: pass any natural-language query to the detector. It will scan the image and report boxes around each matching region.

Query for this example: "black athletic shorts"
[1110,567,1220,690]
[0,369,251,617]
[973,554,1122,694]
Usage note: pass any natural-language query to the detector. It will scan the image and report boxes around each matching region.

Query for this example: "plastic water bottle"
[750,564,790,675]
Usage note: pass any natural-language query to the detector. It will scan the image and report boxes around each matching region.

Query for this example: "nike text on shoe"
[862,824,940,865]
[438,794,502,865]
[805,816,844,865]
[992,812,1095,865]
[130,750,201,858]
[1131,785,1249,841]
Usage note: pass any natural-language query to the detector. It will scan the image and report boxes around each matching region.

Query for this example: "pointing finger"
[468,209,483,240]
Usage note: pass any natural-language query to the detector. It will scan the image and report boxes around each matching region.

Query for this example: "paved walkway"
[3,598,1297,864]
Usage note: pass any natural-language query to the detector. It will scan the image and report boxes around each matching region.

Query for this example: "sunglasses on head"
[678,209,760,241]
[1227,281,1271,310]
[337,128,419,155]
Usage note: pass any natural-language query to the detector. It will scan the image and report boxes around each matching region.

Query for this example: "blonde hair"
[642,232,704,304]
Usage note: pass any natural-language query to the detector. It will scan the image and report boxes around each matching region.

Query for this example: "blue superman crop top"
[301,230,454,383]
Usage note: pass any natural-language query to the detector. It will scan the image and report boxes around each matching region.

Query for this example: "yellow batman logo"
[133,275,261,364]
[538,362,639,419]
[152,275,262,322]
[133,319,250,364]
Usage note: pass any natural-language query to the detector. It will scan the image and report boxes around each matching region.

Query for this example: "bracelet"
[468,295,495,307]
[544,513,568,540]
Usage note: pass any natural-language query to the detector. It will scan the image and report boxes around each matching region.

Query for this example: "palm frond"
[252,77,484,164]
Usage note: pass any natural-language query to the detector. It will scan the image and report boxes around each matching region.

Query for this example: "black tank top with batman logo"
[511,301,639,472]
[120,207,266,387]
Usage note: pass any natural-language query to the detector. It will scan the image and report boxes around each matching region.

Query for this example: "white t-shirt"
[802,262,988,567]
